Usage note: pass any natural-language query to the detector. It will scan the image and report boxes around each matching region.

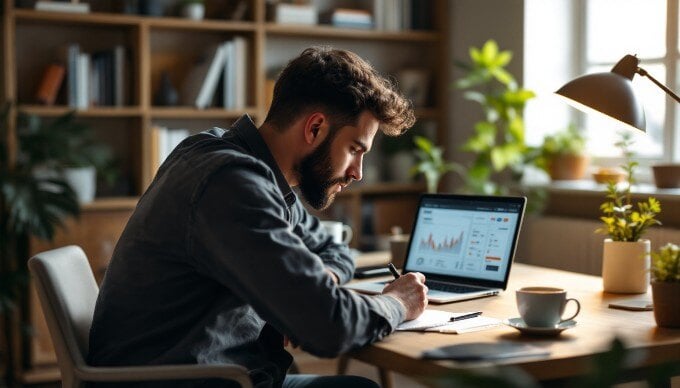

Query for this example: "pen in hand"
[450,312,482,322]
[387,263,400,279]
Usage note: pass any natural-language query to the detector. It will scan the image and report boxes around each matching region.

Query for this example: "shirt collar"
[229,115,297,207]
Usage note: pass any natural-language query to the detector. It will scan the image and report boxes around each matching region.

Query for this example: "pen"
[387,263,400,279]
[450,311,482,322]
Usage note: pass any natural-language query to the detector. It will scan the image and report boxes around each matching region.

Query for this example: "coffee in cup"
[516,287,580,327]
[320,221,353,245]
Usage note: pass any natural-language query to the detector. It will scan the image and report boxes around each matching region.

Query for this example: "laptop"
[346,194,527,303]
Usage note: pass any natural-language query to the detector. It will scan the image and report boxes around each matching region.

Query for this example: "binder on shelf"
[114,45,126,107]
[35,63,65,105]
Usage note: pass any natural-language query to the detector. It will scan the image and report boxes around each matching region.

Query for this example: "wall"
[447,0,525,188]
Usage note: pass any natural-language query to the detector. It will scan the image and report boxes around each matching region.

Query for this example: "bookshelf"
[1,0,448,382]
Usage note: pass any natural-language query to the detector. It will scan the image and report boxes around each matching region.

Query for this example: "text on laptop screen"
[404,197,523,282]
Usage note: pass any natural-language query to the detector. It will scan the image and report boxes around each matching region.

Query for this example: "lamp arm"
[637,67,680,104]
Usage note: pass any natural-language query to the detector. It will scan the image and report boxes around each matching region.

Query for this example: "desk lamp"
[556,54,680,132]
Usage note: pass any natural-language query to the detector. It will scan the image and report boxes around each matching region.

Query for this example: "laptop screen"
[404,194,526,285]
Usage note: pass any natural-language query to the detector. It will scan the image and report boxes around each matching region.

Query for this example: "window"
[525,0,679,169]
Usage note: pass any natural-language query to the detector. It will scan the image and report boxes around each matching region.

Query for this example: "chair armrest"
[75,364,252,387]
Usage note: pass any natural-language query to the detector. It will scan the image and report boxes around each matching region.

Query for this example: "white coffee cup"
[516,287,581,327]
[320,221,353,245]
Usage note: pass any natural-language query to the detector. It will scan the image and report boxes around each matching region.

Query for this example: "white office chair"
[28,245,252,388]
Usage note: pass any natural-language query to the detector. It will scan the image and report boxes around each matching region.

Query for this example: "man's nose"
[348,157,363,181]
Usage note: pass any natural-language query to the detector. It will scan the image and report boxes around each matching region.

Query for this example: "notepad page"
[425,316,501,334]
[396,310,481,331]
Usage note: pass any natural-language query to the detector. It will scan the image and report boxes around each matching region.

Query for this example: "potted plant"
[0,103,80,384]
[650,243,680,327]
[455,40,535,194]
[18,111,115,204]
[410,136,461,193]
[535,124,589,180]
[596,133,661,293]
[180,0,205,20]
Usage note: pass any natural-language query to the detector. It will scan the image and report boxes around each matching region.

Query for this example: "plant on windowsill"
[650,243,680,328]
[455,40,536,194]
[596,131,661,294]
[534,124,589,181]
[0,103,80,385]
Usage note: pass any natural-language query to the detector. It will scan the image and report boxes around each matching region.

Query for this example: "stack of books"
[62,43,126,109]
[152,127,190,170]
[181,37,248,109]
[373,0,431,31]
[274,3,317,25]
[330,8,373,29]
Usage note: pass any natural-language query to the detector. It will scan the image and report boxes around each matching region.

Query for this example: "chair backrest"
[28,245,99,376]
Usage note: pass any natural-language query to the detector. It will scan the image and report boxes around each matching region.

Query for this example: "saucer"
[504,317,577,336]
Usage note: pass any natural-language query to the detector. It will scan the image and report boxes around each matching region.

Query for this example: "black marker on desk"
[387,263,400,279]
[450,312,482,322]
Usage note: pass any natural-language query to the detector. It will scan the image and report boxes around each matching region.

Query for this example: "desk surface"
[349,258,680,383]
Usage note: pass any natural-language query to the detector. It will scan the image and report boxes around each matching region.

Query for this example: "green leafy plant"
[455,40,536,194]
[534,124,587,170]
[18,111,115,181]
[1,103,80,384]
[651,243,680,282]
[410,136,460,193]
[596,132,661,241]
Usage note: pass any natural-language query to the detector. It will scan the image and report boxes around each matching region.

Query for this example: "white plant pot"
[602,239,650,293]
[63,166,96,204]
[182,3,205,20]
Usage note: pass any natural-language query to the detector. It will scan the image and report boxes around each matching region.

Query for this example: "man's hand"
[325,268,339,284]
[382,272,428,321]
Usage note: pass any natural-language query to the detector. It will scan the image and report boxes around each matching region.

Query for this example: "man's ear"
[303,112,326,145]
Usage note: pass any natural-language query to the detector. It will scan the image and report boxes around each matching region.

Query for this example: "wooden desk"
[348,260,680,384]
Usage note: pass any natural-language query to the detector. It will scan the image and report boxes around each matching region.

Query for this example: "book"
[153,127,190,169]
[76,52,90,109]
[233,37,248,109]
[181,44,227,109]
[35,1,90,13]
[35,63,65,105]
[275,3,318,25]
[65,43,80,108]
[114,45,126,107]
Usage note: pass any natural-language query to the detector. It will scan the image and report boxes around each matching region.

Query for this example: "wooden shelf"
[150,107,259,119]
[14,9,257,32]
[265,23,440,42]
[82,197,139,211]
[415,107,440,120]
[19,105,143,117]
[14,9,143,26]
[4,0,449,381]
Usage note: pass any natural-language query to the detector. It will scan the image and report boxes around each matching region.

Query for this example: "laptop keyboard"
[425,280,481,294]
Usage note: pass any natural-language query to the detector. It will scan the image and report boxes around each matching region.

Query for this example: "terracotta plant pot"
[652,164,680,188]
[651,281,680,328]
[547,154,589,180]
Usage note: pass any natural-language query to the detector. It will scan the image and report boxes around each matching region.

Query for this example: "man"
[89,47,428,387]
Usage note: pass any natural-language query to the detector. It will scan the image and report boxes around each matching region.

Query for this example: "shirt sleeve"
[187,159,405,357]
[290,202,355,285]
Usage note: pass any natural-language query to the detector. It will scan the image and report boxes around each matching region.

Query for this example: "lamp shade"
[556,55,646,132]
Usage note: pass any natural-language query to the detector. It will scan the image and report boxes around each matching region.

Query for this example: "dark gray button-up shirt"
[88,115,405,387]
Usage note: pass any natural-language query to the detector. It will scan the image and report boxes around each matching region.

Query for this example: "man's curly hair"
[264,46,415,136]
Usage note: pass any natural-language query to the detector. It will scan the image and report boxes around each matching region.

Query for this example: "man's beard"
[297,133,349,210]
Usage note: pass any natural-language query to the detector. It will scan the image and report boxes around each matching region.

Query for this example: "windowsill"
[524,179,680,199]
[519,180,680,228]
